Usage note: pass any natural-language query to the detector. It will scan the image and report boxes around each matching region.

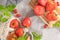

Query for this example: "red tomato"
[10,19,20,29]
[15,28,24,37]
[13,9,18,14]
[16,13,21,18]
[38,0,47,6]
[46,2,57,11]
[22,17,31,28]
[34,5,45,16]
[46,11,57,21]
[43,24,48,28]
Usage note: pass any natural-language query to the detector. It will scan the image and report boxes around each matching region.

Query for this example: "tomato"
[34,5,45,16]
[16,13,21,18]
[43,24,48,28]
[38,0,47,6]
[46,11,57,21]
[13,9,18,14]
[46,2,57,12]
[10,19,20,29]
[15,28,24,37]
[22,17,31,28]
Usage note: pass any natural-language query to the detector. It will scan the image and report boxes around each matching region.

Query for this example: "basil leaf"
[0,5,5,10]
[32,32,42,40]
[3,10,11,18]
[1,17,8,22]
[0,14,3,21]
[6,5,16,12]
[17,33,28,40]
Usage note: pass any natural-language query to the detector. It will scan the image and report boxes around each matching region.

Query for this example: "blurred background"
[0,0,22,6]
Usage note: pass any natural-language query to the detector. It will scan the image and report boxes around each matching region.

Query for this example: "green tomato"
[1,17,8,22]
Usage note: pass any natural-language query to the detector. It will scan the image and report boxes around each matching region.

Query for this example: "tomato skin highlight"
[34,5,45,16]
[15,28,24,37]
[22,17,31,28]
[46,11,57,21]
[10,19,20,29]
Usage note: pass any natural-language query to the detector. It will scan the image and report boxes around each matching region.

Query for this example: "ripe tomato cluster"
[34,0,60,28]
[10,9,31,37]
[9,0,60,37]
[34,0,59,21]
[10,17,31,37]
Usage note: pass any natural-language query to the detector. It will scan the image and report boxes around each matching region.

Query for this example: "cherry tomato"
[43,24,48,28]
[22,17,31,28]
[16,13,21,18]
[15,28,24,37]
[13,9,18,14]
[10,19,20,29]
